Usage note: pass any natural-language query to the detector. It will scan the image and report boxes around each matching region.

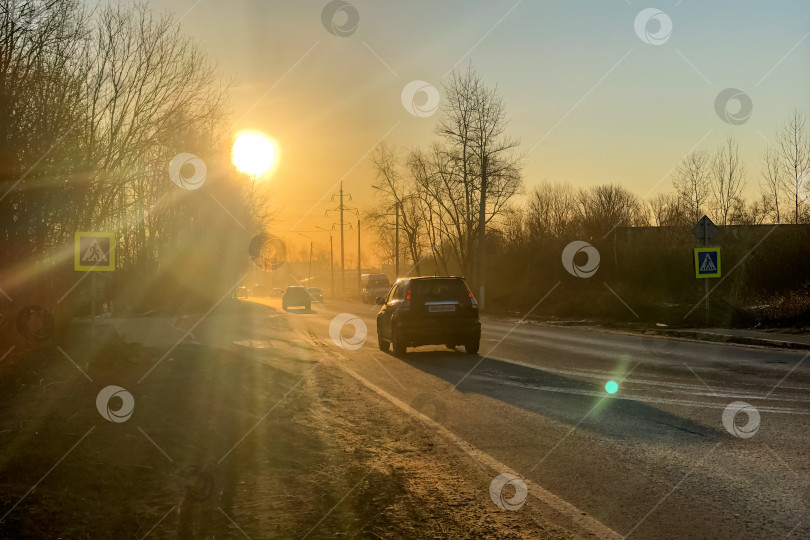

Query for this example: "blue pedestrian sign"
[694,247,720,278]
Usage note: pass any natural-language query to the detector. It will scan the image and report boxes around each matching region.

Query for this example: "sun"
[232,132,279,177]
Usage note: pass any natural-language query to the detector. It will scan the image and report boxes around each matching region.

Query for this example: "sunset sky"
[93,0,810,262]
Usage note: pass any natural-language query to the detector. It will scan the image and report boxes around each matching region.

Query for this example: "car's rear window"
[410,280,469,302]
[369,277,390,288]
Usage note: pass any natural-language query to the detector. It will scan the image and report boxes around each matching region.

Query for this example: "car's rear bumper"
[396,318,480,346]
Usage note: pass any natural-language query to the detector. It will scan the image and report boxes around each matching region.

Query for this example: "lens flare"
[605,380,619,394]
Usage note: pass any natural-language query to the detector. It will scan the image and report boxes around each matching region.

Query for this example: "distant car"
[361,273,392,304]
[252,284,269,297]
[307,287,324,303]
[236,286,249,299]
[376,276,480,355]
[282,286,310,311]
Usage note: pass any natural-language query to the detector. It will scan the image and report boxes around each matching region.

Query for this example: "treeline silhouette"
[367,68,810,325]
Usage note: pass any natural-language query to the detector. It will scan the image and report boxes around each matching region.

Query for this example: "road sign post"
[91,273,96,339]
[75,232,115,338]
[691,216,720,326]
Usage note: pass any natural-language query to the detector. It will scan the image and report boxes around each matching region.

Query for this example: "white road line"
[483,354,810,406]
[463,374,810,415]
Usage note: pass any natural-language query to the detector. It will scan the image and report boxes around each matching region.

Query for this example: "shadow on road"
[394,349,724,443]
[282,307,316,315]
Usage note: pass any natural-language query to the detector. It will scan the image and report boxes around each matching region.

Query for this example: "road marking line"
[336,362,622,539]
[464,374,810,415]
[483,354,810,408]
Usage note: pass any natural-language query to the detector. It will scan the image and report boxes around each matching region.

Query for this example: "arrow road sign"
[694,247,720,279]
[75,232,115,271]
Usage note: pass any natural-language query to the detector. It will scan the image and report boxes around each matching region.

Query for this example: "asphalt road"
[244,295,810,539]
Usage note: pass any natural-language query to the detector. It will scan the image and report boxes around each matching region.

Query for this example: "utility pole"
[329,235,334,296]
[326,182,356,297]
[340,182,344,293]
[357,219,361,295]
[308,240,313,286]
[395,202,400,278]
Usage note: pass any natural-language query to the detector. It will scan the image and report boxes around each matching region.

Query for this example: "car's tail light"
[469,292,478,308]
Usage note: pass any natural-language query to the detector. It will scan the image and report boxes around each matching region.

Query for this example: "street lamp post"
[395,202,399,278]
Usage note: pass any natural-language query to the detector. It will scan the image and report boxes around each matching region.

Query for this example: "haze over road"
[188,295,810,539]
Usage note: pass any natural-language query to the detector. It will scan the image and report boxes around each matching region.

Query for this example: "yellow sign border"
[74,232,116,272]
[694,247,720,279]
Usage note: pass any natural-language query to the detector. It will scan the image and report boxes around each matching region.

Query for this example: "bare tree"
[0,0,90,295]
[776,109,810,224]
[368,143,425,275]
[438,65,522,296]
[577,184,646,237]
[647,193,690,227]
[410,143,469,275]
[710,137,747,225]
[0,1,254,312]
[761,146,783,223]
[730,195,771,225]
[80,3,229,264]
[672,150,711,222]
[526,181,576,238]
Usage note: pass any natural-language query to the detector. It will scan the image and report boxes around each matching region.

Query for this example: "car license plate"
[429,305,455,312]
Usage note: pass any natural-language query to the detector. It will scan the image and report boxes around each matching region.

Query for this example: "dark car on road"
[307,287,324,304]
[282,286,311,311]
[361,273,392,304]
[252,284,270,297]
[376,276,480,355]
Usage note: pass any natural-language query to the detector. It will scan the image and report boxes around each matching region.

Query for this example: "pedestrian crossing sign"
[694,247,720,278]
[75,232,115,271]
